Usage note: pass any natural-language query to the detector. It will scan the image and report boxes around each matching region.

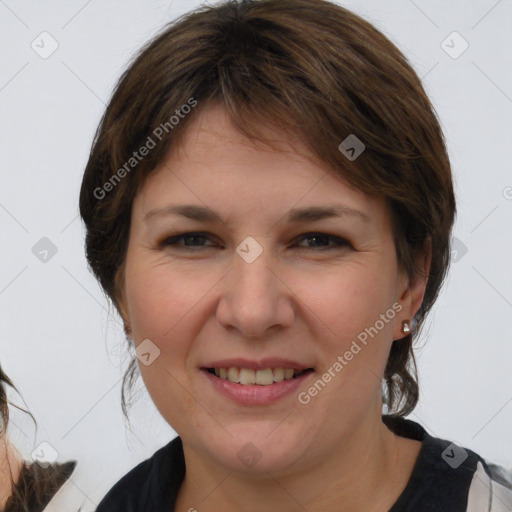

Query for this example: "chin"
[195,424,313,475]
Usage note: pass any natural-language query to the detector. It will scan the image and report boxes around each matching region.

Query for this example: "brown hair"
[0,367,14,437]
[79,0,455,417]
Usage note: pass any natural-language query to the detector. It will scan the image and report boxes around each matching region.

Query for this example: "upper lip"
[201,358,313,371]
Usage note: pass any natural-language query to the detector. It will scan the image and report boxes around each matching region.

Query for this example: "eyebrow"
[143,203,370,225]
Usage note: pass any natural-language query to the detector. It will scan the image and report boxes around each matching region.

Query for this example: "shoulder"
[96,436,185,512]
[467,459,512,511]
[384,416,512,511]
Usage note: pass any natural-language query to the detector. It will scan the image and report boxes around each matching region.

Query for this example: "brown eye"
[295,233,351,250]
[160,232,217,249]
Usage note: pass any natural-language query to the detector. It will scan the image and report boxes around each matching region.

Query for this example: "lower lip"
[201,369,313,405]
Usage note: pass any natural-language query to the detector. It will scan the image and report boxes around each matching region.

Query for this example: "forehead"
[132,104,389,228]
[168,103,328,178]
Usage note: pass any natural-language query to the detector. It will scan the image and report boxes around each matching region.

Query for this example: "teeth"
[239,368,256,385]
[273,367,284,382]
[255,368,273,385]
[211,367,308,386]
[227,367,240,383]
[284,368,294,380]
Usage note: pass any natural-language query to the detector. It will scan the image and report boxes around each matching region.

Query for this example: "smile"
[201,365,315,405]
[206,367,312,385]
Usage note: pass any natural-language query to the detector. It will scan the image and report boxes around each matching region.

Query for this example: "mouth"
[202,367,315,386]
[200,358,315,404]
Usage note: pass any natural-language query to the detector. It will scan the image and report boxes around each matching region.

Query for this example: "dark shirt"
[96,417,512,511]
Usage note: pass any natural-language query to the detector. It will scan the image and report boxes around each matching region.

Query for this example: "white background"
[0,0,511,507]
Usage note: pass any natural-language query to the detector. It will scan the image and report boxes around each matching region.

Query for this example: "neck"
[175,411,421,512]
[0,437,23,508]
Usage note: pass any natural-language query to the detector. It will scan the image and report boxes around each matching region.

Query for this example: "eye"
[159,231,351,251]
[294,233,351,250]
[160,232,218,249]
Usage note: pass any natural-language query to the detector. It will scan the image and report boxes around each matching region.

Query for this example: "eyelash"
[159,232,351,251]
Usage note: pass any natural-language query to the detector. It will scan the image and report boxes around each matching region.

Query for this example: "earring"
[401,321,411,334]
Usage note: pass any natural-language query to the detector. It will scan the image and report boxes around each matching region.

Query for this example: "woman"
[79,0,512,510]
[0,365,76,511]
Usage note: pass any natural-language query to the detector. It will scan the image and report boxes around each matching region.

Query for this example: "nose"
[215,241,295,339]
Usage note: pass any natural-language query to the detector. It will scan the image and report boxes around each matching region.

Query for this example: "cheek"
[302,260,398,405]
[123,261,207,429]
[124,257,213,341]
[304,261,398,339]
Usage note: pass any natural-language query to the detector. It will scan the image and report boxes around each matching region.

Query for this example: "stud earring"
[401,321,411,334]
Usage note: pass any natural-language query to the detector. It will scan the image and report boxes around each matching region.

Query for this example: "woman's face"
[120,104,426,475]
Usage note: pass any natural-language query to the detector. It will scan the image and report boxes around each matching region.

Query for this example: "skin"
[118,103,431,512]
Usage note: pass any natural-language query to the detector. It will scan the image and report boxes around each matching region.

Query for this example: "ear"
[393,238,432,340]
